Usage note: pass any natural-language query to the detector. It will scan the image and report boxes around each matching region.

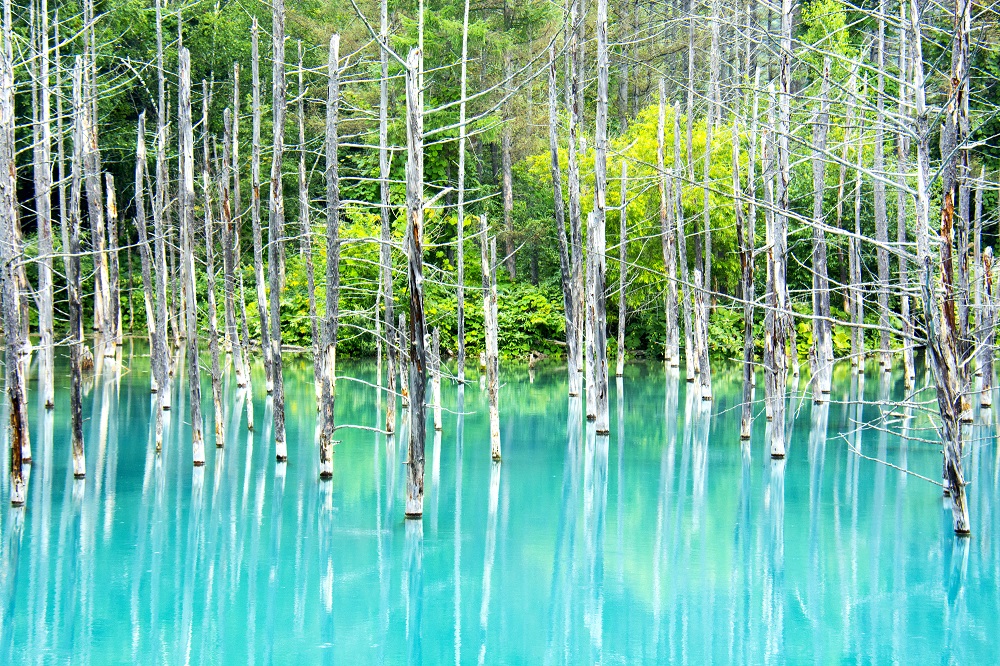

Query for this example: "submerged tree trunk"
[733,122,753,440]
[591,0,610,433]
[981,249,995,407]
[502,54,515,281]
[616,159,627,378]
[68,58,86,478]
[548,45,575,395]
[250,19,273,393]
[658,81,679,367]
[404,49,429,516]
[320,34,341,480]
[481,216,501,461]
[874,2,891,372]
[432,328,442,431]
[202,81,224,447]
[810,58,832,400]
[379,0,397,433]
[179,48,205,466]
[565,3,584,398]
[269,0,288,461]
[674,107,695,384]
[135,114,166,410]
[297,42,320,405]
[1,36,25,504]
[221,110,247,389]
[33,0,54,409]
[456,0,471,383]
[896,8,915,388]
[106,175,121,352]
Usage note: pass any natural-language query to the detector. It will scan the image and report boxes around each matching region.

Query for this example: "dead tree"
[68,58,86,477]
[565,0,584,398]
[896,5,915,387]
[981,248,995,407]
[481,215,501,461]
[658,81,679,368]
[179,48,205,466]
[548,45,576,393]
[379,0,397,432]
[221,109,248,389]
[203,81,224,447]
[502,53,515,280]
[269,0,289,461]
[616,159,627,378]
[732,122,753,440]
[810,58,832,400]
[1,33,25,504]
[33,0,54,409]
[404,48,429,516]
[591,0,611,433]
[874,1,891,372]
[456,0,471,383]
[250,19,273,393]
[673,106,695,383]
[432,328,442,431]
[320,34,341,480]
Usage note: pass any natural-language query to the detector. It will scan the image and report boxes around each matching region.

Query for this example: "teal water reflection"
[1,346,998,663]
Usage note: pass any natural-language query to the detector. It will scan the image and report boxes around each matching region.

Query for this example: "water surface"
[1,347,998,663]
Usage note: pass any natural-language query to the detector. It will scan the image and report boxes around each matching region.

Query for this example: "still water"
[1,346,998,663]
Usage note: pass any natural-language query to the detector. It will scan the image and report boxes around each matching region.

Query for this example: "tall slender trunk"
[875,1,891,372]
[269,0,288,461]
[909,0,969,534]
[548,45,575,394]
[68,58,86,477]
[380,0,397,433]
[404,48,428,516]
[320,35,341,480]
[178,48,205,466]
[896,7,915,388]
[221,110,247,389]
[106,177,121,351]
[297,42,320,405]
[674,106,695,383]
[456,0,470,383]
[566,0,584,398]
[616,159,627,378]
[733,122,754,440]
[658,81,679,367]
[973,172,983,377]
[811,58,832,400]
[502,54,515,281]
[592,0,610,432]
[203,80,224,448]
[1,30,25,504]
[981,248,995,407]
[33,0,54,409]
[250,19,273,393]
[432,328,442,431]
[851,75,867,371]
[481,216,501,461]
[153,0,173,406]
[134,115,165,406]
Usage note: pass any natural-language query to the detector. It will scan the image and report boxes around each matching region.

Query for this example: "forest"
[1,0,1000,565]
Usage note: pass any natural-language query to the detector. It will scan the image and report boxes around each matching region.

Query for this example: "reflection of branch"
[845,439,944,488]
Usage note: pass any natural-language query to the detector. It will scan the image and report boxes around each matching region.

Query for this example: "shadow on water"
[0,348,999,662]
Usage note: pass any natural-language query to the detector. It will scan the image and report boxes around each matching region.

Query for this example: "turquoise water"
[1,346,998,663]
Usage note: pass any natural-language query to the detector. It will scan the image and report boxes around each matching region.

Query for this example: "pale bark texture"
[379,0,397,433]
[250,19,273,393]
[404,49,428,516]
[179,48,205,466]
[202,81,224,447]
[221,110,248,389]
[732,122,753,440]
[68,59,86,477]
[658,81,679,367]
[874,2,891,371]
[591,0,610,433]
[297,42,320,405]
[502,54,515,280]
[456,0,470,383]
[674,107,695,384]
[269,0,288,461]
[810,58,832,400]
[481,216,501,461]
[320,34,341,480]
[616,159,627,378]
[896,8,915,388]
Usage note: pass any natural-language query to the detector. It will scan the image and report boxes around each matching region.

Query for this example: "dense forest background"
[10,0,1000,361]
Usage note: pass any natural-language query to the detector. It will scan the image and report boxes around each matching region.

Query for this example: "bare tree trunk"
[456,0,470,383]
[851,75,868,372]
[566,1,584,398]
[616,159,627,378]
[135,114,166,410]
[973,173,982,378]
[178,48,205,466]
[981,248,995,407]
[202,81,224,448]
[875,1,891,372]
[658,81,679,367]
[909,0,969,534]
[404,48,428,516]
[548,45,576,394]
[733,122,754,440]
[250,19,273,393]
[896,7,915,388]
[380,0,397,433]
[296,42,320,405]
[269,0,288,461]
[1,33,25,504]
[481,216,501,461]
[33,0,54,409]
[153,0,172,410]
[221,110,247,390]
[106,176,121,352]
[502,54,515,281]
[592,0,610,432]
[319,34,341,480]
[432,328,442,431]
[836,64,859,320]
[811,58,832,401]
[674,106,695,383]
[68,58,86,477]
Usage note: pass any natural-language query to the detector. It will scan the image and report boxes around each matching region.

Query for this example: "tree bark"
[674,106,695,383]
[178,48,205,466]
[481,216,501,461]
[456,0,470,383]
[732,122,754,440]
[269,0,288,461]
[432,328,442,431]
[616,159,627,378]
[68,58,86,478]
[658,80,679,367]
[875,2,891,372]
[380,0,397,433]
[320,34,341,480]
[221,109,248,389]
[296,42,320,406]
[566,1,584,398]
[810,58,832,400]
[502,54,515,281]
[896,8,915,388]
[404,48,429,516]
[33,0,54,409]
[250,19,274,393]
[980,248,995,407]
[591,0,610,432]
[203,80,224,448]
